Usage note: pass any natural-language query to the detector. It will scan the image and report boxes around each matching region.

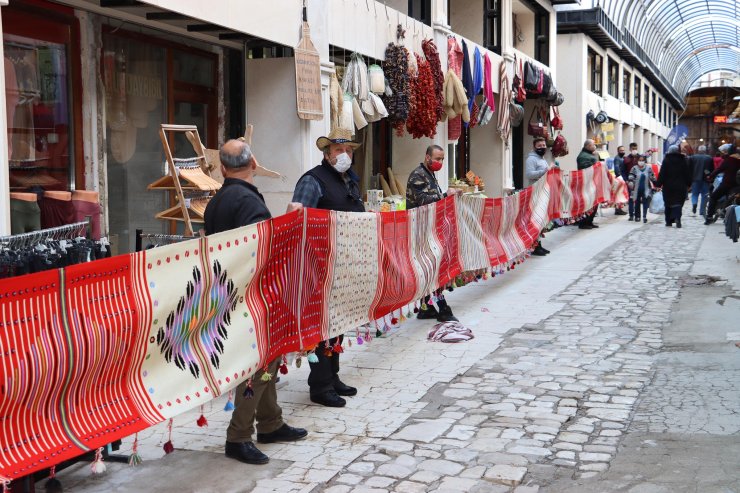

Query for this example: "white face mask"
[333,152,352,173]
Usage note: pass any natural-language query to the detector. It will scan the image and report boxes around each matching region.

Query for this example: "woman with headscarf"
[655,145,692,228]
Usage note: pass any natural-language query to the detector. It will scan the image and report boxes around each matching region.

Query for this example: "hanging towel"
[483,53,496,113]
[471,46,483,113]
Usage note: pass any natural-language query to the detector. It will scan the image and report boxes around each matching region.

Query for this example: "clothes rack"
[135,229,190,252]
[0,220,88,248]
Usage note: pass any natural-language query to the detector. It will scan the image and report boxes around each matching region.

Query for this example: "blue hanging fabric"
[461,39,474,128]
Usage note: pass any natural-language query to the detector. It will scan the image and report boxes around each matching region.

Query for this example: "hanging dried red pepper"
[406,54,438,139]
[422,39,445,122]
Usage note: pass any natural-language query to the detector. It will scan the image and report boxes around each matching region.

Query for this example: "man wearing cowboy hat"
[292,128,365,408]
[205,139,308,465]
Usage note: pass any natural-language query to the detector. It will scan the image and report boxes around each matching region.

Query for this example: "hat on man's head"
[719,143,734,154]
[316,128,361,151]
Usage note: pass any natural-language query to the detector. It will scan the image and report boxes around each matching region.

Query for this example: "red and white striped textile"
[0,163,611,481]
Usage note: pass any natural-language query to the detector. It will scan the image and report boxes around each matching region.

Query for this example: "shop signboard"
[294,22,323,121]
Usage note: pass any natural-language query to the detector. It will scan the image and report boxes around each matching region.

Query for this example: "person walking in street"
[612,145,628,216]
[292,128,364,408]
[525,136,555,256]
[576,139,599,230]
[705,143,740,224]
[655,145,692,228]
[621,143,640,219]
[204,139,308,465]
[688,145,714,216]
[627,154,658,223]
[406,144,463,321]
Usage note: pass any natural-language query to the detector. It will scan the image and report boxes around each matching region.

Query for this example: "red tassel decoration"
[332,342,344,353]
[163,418,174,454]
[196,405,208,427]
[391,317,398,325]
[0,475,11,493]
[279,363,289,374]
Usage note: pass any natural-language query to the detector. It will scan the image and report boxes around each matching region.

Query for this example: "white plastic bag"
[649,190,665,214]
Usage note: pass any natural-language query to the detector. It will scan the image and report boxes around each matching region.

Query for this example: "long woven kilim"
[0,164,615,480]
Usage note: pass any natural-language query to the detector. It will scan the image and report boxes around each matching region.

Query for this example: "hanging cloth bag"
[551,106,563,130]
[527,105,549,139]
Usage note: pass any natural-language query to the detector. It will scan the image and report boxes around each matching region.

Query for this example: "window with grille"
[607,58,618,97]
[588,49,603,96]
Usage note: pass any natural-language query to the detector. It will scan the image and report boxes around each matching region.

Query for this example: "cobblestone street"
[52,210,740,493]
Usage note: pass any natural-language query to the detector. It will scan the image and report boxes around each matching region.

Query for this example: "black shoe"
[578,224,593,230]
[615,209,628,215]
[665,222,672,227]
[540,246,550,254]
[643,218,647,223]
[704,218,714,225]
[256,423,308,444]
[333,379,357,397]
[532,245,547,256]
[225,441,269,464]
[676,219,682,228]
[692,204,697,214]
[628,216,634,221]
[310,390,346,408]
[437,305,459,322]
[417,305,439,320]
[590,223,599,228]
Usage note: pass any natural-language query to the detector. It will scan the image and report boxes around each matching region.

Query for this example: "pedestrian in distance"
[576,139,599,230]
[627,154,658,223]
[525,136,555,256]
[705,143,740,224]
[612,145,628,216]
[656,145,692,228]
[688,145,714,216]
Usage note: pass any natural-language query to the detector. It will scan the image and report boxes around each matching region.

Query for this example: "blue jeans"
[634,193,650,220]
[691,181,709,215]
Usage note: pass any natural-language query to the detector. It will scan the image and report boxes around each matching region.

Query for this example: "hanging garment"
[483,53,496,114]
[447,37,464,141]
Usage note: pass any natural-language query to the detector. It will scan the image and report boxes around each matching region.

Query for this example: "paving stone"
[459,465,487,479]
[364,454,392,462]
[375,463,412,479]
[558,432,589,443]
[507,445,551,457]
[443,448,478,462]
[408,470,441,484]
[377,441,414,454]
[434,477,481,491]
[348,462,376,475]
[579,452,612,462]
[417,459,464,475]
[336,474,365,485]
[394,482,427,493]
[364,476,395,488]
[391,420,452,442]
[484,464,527,486]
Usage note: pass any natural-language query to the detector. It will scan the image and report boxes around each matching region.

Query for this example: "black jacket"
[689,154,714,182]
[301,161,365,212]
[204,178,271,234]
[656,153,691,207]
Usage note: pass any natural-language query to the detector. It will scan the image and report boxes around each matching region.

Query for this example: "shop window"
[3,5,82,192]
[658,98,662,122]
[607,58,618,98]
[534,8,549,65]
[484,0,502,55]
[408,0,431,25]
[633,76,641,108]
[651,91,656,118]
[511,0,549,65]
[622,70,630,102]
[102,28,218,252]
[588,49,602,96]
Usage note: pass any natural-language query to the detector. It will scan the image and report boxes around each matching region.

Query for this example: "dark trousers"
[665,204,683,224]
[628,198,635,218]
[226,358,283,442]
[634,193,650,219]
[308,336,343,395]
[578,209,596,226]
[706,184,732,218]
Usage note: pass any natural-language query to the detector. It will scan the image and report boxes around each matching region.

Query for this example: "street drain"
[680,275,725,287]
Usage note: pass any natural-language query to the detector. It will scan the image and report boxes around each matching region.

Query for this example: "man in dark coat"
[576,139,599,230]
[205,139,308,465]
[613,145,628,215]
[406,145,462,321]
[621,143,640,218]
[705,143,740,224]
[655,145,692,228]
[292,128,365,409]
[688,145,714,216]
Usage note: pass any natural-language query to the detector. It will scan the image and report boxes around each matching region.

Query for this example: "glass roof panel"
[602,0,740,97]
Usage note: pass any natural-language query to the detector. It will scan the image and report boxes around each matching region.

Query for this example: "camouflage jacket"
[406,164,445,209]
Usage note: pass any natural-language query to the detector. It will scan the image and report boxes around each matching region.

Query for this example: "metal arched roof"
[601,0,739,97]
